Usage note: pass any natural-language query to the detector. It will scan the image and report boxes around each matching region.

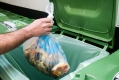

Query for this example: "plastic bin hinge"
[76,36,80,39]
[103,44,108,50]
[82,38,86,42]
[60,30,64,35]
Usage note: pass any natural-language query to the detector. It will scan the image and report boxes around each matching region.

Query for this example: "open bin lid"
[50,0,117,49]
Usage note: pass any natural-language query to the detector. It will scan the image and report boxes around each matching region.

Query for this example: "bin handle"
[73,73,97,80]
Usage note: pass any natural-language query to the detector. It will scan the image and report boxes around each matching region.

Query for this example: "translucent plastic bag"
[23,34,70,77]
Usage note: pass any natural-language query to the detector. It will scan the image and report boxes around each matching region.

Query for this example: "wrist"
[21,27,33,39]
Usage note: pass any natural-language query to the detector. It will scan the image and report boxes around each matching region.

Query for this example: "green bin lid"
[50,0,117,49]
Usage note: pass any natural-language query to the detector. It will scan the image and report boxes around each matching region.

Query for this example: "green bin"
[73,50,119,80]
[0,8,7,12]
[0,0,117,80]
[0,10,22,20]
[0,11,59,34]
[2,35,109,80]
[19,18,34,24]
[0,13,9,21]
[0,13,10,33]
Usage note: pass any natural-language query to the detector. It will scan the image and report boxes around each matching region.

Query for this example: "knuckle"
[42,24,46,27]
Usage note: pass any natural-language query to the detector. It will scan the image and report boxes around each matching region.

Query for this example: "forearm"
[0,18,53,54]
[0,28,31,54]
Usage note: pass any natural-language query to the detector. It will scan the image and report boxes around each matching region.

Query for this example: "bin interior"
[4,34,109,80]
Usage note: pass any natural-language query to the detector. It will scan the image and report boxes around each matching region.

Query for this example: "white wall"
[116,0,119,27]
[0,0,49,11]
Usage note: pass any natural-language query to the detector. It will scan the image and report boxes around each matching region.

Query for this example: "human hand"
[23,18,53,37]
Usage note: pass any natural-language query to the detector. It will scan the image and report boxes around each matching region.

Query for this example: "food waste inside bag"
[23,34,70,78]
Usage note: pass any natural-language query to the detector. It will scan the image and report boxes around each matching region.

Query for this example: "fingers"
[44,31,50,35]
[43,26,52,35]
[28,18,53,37]
[40,18,52,23]
[42,22,52,35]
[42,22,53,28]
[40,28,52,35]
[45,27,52,32]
